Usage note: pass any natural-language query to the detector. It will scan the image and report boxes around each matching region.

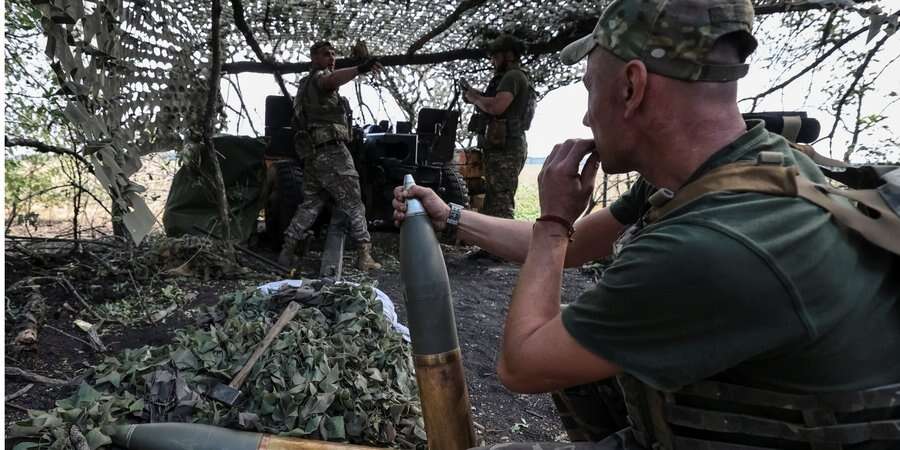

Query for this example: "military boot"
[278,238,300,269]
[356,242,382,271]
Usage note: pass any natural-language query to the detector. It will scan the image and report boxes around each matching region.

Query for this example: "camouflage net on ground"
[8,282,424,449]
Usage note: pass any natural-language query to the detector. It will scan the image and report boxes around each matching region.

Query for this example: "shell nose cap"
[403,174,426,216]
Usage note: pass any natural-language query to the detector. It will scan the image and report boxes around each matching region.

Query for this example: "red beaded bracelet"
[535,215,575,241]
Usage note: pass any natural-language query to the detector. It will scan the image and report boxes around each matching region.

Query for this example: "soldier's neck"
[636,113,747,191]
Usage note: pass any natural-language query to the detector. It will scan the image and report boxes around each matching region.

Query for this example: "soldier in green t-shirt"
[393,1,900,449]
[278,41,383,272]
[463,34,535,220]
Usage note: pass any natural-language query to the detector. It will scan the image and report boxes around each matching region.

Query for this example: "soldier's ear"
[622,60,647,120]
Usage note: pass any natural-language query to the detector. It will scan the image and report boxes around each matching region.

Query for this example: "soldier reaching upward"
[278,41,383,271]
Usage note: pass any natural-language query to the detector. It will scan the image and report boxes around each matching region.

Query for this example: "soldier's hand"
[392,185,450,231]
[538,139,600,224]
[357,58,381,74]
[458,78,472,92]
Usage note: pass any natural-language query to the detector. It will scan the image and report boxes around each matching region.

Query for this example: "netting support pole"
[203,0,233,242]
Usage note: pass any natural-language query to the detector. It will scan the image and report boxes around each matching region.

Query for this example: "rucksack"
[518,70,538,131]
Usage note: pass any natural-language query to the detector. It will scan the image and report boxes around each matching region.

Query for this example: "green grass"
[514,181,540,221]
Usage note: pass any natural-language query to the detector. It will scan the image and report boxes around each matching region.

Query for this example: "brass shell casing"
[259,435,380,450]
[414,349,476,450]
[113,423,384,450]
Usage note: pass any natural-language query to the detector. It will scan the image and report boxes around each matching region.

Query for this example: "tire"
[265,160,304,247]
[438,166,469,207]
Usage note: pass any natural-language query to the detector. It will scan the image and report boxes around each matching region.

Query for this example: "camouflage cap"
[560,0,758,82]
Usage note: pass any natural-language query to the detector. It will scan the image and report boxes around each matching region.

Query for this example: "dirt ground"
[4,230,600,447]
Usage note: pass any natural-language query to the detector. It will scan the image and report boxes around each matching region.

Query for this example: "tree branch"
[223,47,489,74]
[223,75,260,136]
[229,0,294,100]
[406,0,490,55]
[818,31,892,160]
[740,25,868,108]
[223,1,876,75]
[379,68,418,121]
[5,136,93,172]
[754,0,876,15]
[5,366,83,386]
[203,0,233,241]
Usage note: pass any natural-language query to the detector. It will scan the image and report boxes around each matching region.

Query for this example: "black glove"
[357,58,379,74]
[458,78,472,92]
[459,78,475,104]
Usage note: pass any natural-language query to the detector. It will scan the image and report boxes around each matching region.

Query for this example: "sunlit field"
[514,164,542,221]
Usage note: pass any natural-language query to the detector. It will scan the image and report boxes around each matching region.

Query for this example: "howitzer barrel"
[112,423,380,450]
[399,174,476,450]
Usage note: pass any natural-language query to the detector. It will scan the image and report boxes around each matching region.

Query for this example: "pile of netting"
[8,282,425,449]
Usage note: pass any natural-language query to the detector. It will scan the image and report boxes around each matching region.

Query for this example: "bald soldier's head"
[561,0,758,187]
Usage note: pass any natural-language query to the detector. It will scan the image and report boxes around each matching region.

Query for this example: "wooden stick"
[193,226,290,274]
[43,324,100,350]
[5,402,30,412]
[5,384,33,402]
[5,367,74,386]
[229,301,301,388]
[56,277,104,322]
[4,234,119,247]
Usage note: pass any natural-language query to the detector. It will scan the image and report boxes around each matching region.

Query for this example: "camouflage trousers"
[481,135,527,219]
[468,429,641,450]
[283,141,371,243]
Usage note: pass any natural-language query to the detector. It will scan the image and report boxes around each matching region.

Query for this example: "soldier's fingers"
[540,143,563,183]
[543,142,565,168]
[393,208,405,226]
[580,151,601,193]
[407,184,434,200]
[393,185,406,201]
[392,196,407,213]
[558,139,594,176]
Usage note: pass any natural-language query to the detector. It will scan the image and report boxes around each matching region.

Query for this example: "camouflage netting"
[8,282,425,449]
[30,0,897,242]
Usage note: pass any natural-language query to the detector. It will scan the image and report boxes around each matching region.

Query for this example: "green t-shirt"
[495,68,530,125]
[562,120,900,393]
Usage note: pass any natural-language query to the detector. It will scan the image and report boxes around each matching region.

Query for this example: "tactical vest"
[474,65,536,137]
[294,68,350,148]
[613,148,900,450]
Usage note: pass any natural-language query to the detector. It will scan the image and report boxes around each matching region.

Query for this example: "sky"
[220,13,900,163]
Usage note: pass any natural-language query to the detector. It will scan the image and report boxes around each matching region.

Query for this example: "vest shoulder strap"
[646,152,900,256]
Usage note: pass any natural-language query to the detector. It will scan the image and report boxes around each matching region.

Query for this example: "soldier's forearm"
[471,95,500,116]
[457,207,625,267]
[320,67,360,91]
[457,210,533,263]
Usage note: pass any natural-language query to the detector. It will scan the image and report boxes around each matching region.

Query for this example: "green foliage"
[4,155,67,227]
[4,0,69,143]
[514,181,540,221]
[10,282,426,449]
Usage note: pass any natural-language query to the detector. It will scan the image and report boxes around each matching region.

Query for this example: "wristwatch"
[443,203,464,243]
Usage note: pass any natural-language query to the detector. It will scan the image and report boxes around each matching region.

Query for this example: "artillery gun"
[262,96,470,246]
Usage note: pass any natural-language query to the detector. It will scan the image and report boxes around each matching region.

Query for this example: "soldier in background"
[463,34,536,220]
[278,41,382,271]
